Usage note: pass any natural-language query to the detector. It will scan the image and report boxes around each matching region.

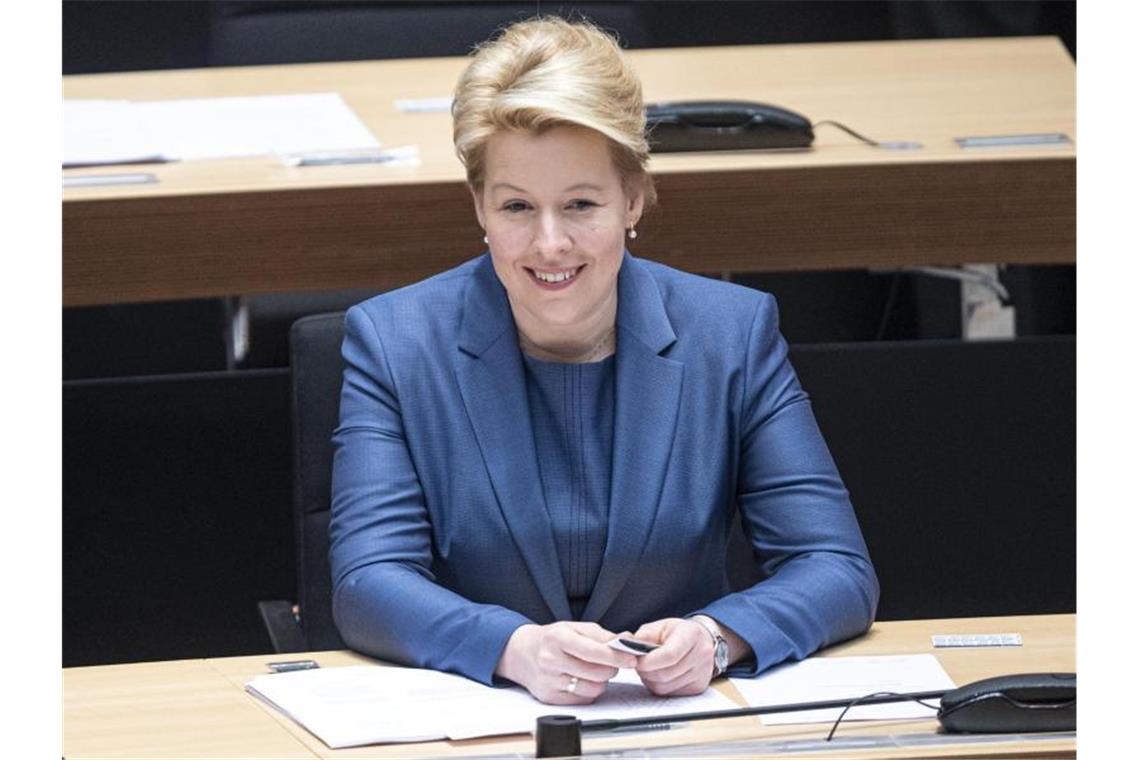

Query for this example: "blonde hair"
[452,16,656,207]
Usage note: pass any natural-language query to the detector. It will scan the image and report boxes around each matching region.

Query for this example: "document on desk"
[64,100,166,167]
[246,666,736,748]
[64,93,379,166]
[730,654,955,725]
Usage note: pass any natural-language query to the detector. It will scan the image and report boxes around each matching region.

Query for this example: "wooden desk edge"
[62,155,1075,307]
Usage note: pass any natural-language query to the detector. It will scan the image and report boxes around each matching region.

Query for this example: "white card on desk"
[932,633,1023,648]
[730,654,955,725]
[393,96,454,113]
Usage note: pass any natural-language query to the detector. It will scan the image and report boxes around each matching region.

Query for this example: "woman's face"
[473,125,643,337]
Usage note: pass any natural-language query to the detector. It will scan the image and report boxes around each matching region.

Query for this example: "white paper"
[448,669,739,741]
[64,100,167,166]
[246,665,737,749]
[64,93,379,166]
[730,655,954,725]
[247,666,487,747]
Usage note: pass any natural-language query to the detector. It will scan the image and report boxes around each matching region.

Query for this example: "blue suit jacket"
[330,252,879,685]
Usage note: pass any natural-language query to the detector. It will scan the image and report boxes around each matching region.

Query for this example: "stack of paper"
[64,100,164,166]
[246,666,737,749]
[64,92,380,167]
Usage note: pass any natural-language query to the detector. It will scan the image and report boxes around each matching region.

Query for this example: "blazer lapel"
[582,254,683,623]
[455,256,571,622]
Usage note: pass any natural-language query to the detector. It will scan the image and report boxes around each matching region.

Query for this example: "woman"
[330,17,878,706]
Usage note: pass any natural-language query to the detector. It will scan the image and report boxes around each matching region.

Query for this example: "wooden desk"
[63,37,1075,307]
[64,614,1074,759]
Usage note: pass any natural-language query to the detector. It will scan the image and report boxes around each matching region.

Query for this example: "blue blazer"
[330,252,878,686]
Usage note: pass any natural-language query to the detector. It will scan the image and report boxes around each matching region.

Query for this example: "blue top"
[522,353,616,620]
[330,252,879,686]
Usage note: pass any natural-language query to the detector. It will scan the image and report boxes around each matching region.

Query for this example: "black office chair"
[259,312,348,652]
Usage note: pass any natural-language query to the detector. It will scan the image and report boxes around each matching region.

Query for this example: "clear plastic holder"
[279,145,420,167]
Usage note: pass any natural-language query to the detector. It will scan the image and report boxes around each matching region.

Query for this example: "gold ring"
[564,675,579,694]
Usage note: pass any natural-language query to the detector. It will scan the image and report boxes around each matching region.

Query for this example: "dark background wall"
[62,1,1076,666]
[63,1,1076,74]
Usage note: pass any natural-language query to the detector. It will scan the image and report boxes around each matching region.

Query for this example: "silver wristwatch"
[693,617,729,677]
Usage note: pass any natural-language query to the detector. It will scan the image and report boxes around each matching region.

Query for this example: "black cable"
[814,120,923,150]
[825,690,941,742]
[814,120,880,147]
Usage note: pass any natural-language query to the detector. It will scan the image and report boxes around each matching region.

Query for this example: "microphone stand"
[535,690,948,758]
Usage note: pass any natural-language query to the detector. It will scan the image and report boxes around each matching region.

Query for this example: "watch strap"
[692,616,729,677]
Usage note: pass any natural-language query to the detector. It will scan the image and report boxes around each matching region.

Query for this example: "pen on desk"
[267,659,320,673]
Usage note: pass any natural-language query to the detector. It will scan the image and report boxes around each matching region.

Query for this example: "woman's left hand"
[630,617,716,696]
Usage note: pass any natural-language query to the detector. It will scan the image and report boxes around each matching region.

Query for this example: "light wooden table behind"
[63,37,1075,306]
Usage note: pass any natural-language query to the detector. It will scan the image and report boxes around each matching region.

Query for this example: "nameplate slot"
[64,173,158,188]
[955,133,1072,149]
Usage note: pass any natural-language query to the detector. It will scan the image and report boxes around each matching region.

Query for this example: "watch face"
[714,639,729,675]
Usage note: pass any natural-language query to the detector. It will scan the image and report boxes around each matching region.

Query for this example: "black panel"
[735,265,1074,344]
[63,2,1075,76]
[208,2,649,66]
[1006,265,1077,337]
[63,300,230,380]
[646,1,893,47]
[790,337,1076,620]
[62,370,294,666]
[733,270,963,343]
[890,0,1076,57]
[62,0,211,74]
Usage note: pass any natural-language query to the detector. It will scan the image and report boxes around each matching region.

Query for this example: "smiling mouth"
[527,265,584,286]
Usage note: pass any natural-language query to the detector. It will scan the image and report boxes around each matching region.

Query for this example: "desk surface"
[64,613,1075,759]
[63,37,1075,306]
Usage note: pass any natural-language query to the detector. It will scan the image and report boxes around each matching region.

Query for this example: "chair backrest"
[290,312,348,650]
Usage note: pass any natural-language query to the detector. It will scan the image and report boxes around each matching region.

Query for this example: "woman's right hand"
[495,622,638,704]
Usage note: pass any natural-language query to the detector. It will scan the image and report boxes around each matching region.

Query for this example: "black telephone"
[645,100,814,152]
[937,673,1076,734]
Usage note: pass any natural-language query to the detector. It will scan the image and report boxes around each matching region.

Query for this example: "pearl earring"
[483,235,488,244]
[627,227,638,240]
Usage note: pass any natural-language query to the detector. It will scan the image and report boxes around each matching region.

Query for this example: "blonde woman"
[330,17,878,706]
